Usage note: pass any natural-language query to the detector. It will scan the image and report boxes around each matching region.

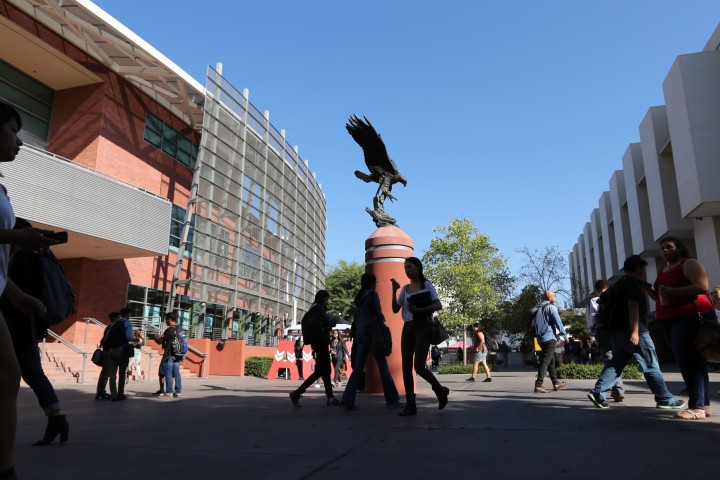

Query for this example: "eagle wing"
[346,115,397,176]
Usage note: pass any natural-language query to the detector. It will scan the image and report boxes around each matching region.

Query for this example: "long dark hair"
[0,102,22,129]
[354,272,376,305]
[405,256,428,286]
[659,236,689,259]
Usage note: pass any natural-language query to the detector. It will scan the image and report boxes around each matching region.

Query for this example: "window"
[0,60,53,149]
[143,112,199,169]
[169,205,194,256]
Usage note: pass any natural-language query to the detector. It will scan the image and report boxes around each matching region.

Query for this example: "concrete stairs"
[23,341,198,385]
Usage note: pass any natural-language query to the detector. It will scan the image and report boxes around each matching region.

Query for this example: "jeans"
[536,339,558,387]
[163,356,182,394]
[660,313,714,409]
[16,344,61,415]
[596,329,623,393]
[341,339,399,407]
[401,320,443,403]
[296,342,333,397]
[591,331,674,404]
[106,347,129,398]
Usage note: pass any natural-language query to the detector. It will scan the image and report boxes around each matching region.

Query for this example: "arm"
[372,292,386,323]
[391,280,402,314]
[667,259,709,296]
[638,280,658,301]
[478,331,486,351]
[628,299,640,345]
[550,305,567,337]
[3,278,45,315]
[0,227,59,250]
[124,320,133,341]
[407,281,443,316]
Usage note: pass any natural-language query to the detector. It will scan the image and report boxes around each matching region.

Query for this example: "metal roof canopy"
[9,0,205,130]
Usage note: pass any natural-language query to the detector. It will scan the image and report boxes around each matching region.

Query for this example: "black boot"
[434,385,449,410]
[399,394,417,416]
[32,414,69,446]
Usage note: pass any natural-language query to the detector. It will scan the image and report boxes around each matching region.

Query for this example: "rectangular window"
[0,60,53,149]
[143,112,198,169]
[169,205,194,256]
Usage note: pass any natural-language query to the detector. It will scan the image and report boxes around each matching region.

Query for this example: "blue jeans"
[660,313,714,409]
[163,356,182,394]
[341,339,400,407]
[591,331,674,404]
[16,344,61,415]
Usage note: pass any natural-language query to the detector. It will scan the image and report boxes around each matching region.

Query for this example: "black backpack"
[527,304,550,337]
[7,248,75,331]
[484,332,499,352]
[595,278,626,332]
[301,304,327,346]
[166,326,188,358]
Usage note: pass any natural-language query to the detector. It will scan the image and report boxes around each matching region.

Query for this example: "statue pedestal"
[363,226,413,395]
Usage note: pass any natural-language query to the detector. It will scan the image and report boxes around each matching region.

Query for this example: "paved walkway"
[14,360,719,480]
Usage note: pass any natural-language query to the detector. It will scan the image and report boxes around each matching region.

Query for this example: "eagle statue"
[346,115,407,227]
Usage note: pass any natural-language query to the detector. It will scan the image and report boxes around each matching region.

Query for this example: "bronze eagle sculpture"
[346,115,407,227]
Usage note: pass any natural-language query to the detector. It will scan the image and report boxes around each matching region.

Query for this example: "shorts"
[474,351,487,362]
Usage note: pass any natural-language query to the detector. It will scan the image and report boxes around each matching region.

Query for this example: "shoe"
[436,386,449,410]
[587,391,609,409]
[326,396,340,406]
[339,402,357,411]
[173,393,181,398]
[553,381,567,391]
[335,382,343,387]
[314,384,321,389]
[465,377,476,382]
[32,415,69,446]
[657,399,686,410]
[153,389,164,395]
[483,378,492,383]
[157,392,168,397]
[94,393,110,401]
[398,404,417,416]
[610,389,625,403]
[111,394,127,402]
[534,386,548,393]
[674,408,705,420]
[289,391,301,407]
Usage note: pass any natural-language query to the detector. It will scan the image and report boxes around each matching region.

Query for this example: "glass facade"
[179,67,326,345]
[0,60,53,149]
[143,111,199,169]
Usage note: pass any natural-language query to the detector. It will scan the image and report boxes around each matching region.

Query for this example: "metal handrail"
[187,344,208,378]
[42,329,90,384]
[83,317,107,343]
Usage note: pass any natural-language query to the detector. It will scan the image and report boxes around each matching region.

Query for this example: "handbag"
[694,300,720,363]
[91,348,104,367]
[123,342,135,358]
[429,317,449,345]
[372,320,393,356]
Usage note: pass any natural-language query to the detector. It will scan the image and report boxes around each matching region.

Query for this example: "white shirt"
[586,296,599,331]
[0,188,15,294]
[397,281,439,322]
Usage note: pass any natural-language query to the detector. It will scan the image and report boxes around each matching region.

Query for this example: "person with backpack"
[530,290,568,393]
[153,311,186,398]
[588,279,624,402]
[466,323,492,383]
[289,290,341,407]
[2,218,70,446]
[587,255,686,412]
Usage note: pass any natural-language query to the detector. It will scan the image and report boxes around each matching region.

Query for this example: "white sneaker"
[314,383,321,388]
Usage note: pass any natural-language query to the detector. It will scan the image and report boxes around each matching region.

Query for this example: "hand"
[391,278,400,291]
[12,293,46,316]
[13,228,60,250]
[630,332,639,346]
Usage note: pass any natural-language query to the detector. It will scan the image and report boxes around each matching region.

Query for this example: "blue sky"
[95,1,719,284]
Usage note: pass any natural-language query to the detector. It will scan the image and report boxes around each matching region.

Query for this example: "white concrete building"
[570,23,720,308]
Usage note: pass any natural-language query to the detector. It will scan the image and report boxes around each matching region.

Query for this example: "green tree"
[325,260,364,321]
[423,218,514,333]
[559,306,587,335]
[499,284,542,344]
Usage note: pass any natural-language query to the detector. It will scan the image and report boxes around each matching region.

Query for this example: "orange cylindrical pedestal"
[363,226,413,395]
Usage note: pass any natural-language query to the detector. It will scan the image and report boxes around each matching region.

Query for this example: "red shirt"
[654,262,713,320]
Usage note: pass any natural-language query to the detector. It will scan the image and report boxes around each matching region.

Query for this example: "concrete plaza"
[14,356,719,479]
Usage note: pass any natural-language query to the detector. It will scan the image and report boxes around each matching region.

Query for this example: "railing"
[187,344,208,378]
[83,317,107,343]
[42,330,90,384]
